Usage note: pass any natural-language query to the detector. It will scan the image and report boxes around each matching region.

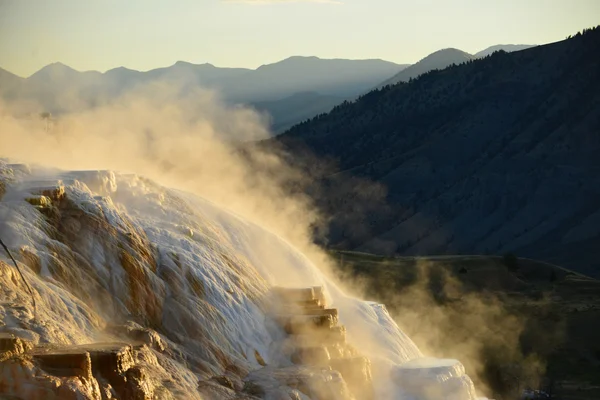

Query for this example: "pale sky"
[1,0,598,77]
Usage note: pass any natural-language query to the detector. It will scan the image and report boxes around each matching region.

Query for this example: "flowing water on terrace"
[0,161,481,400]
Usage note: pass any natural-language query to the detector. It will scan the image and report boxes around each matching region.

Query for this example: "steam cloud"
[0,79,543,399]
[336,257,562,398]
[0,79,339,282]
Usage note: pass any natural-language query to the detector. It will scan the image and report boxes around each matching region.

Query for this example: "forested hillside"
[275,27,600,277]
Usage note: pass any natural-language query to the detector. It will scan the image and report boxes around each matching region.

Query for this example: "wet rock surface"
[240,286,375,400]
[392,358,478,400]
[246,365,352,400]
[0,165,481,399]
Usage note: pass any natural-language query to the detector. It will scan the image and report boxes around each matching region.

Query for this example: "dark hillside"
[275,27,600,277]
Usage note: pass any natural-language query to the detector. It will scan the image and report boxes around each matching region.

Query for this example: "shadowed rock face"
[33,349,94,379]
[0,354,103,400]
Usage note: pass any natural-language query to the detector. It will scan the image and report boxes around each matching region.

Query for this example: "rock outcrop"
[0,332,184,400]
[0,333,33,362]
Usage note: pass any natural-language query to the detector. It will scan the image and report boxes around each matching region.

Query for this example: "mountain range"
[0,44,535,133]
[273,28,600,277]
[0,57,404,121]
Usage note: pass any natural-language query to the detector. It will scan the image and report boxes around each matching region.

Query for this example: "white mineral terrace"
[0,161,484,399]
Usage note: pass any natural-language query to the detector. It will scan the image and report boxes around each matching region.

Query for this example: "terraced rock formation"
[265,286,374,400]
[0,162,481,399]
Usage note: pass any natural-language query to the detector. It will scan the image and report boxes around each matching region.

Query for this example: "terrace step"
[32,348,93,379]
[276,314,337,334]
[32,342,134,389]
[268,286,374,400]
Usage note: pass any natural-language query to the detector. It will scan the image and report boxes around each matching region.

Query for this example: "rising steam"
[0,81,337,273]
[0,79,539,399]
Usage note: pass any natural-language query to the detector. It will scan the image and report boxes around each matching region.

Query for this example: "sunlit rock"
[0,164,481,399]
[105,322,167,352]
[0,333,33,362]
[64,171,118,196]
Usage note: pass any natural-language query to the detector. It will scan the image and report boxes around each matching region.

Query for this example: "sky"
[0,0,598,77]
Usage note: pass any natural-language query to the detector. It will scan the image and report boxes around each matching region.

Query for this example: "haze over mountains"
[0,57,404,129]
[0,67,24,100]
[274,29,600,277]
[251,91,345,133]
[0,44,534,133]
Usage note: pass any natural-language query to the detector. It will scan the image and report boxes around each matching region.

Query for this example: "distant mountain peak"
[29,62,79,79]
[257,56,320,69]
[173,60,216,68]
[284,55,320,61]
[174,60,194,67]
[104,66,140,75]
[377,48,474,87]
[44,61,72,69]
[430,47,470,55]
[420,48,475,61]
